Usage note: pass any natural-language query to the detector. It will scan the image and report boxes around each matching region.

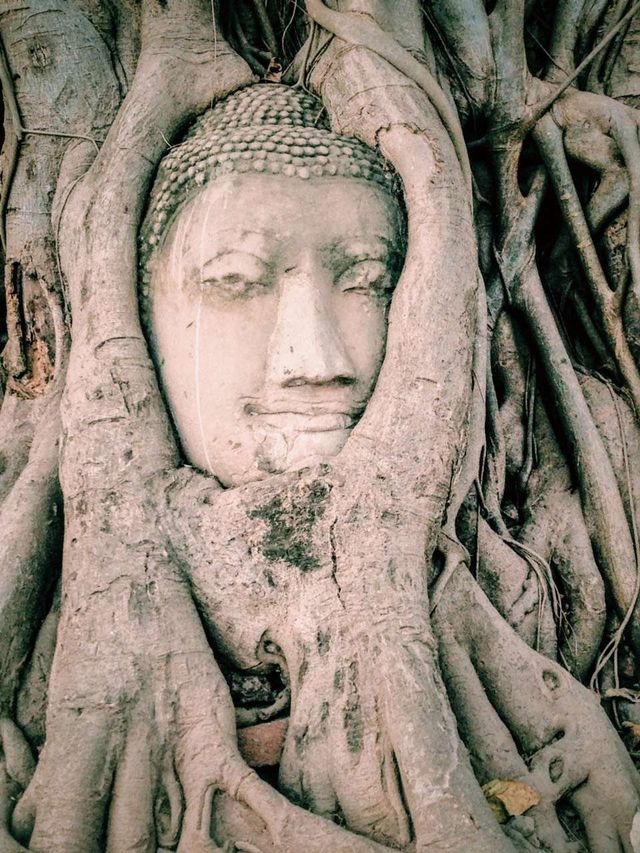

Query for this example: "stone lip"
[250,411,355,433]
[237,716,289,767]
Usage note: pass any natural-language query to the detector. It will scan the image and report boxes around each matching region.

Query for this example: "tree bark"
[3,2,640,851]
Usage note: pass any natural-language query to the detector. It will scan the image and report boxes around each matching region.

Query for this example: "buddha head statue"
[139,84,405,487]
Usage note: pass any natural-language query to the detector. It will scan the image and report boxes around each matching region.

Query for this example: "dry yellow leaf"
[482,779,540,823]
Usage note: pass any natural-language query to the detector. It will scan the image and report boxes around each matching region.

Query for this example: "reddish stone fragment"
[237,717,289,767]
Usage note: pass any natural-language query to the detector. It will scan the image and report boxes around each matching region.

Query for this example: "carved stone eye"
[337,260,390,297]
[202,274,269,299]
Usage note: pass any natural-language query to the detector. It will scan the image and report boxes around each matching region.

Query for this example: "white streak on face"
[165,196,201,464]
[195,187,217,475]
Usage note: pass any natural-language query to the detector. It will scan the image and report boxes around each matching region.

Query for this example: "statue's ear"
[313,45,479,532]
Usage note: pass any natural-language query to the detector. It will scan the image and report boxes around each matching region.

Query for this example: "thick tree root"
[0,388,62,715]
[434,567,640,852]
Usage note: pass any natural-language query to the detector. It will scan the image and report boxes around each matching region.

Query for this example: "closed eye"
[199,250,272,299]
[336,259,394,301]
[201,274,270,298]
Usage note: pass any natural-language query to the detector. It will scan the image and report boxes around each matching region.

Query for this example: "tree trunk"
[2,2,640,851]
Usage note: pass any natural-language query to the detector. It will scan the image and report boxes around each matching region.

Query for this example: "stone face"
[141,82,405,489]
[146,172,404,486]
[237,717,289,767]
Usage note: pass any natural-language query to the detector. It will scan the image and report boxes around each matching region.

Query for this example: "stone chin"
[251,422,354,483]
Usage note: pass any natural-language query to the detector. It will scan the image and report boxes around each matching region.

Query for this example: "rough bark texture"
[3,1,640,851]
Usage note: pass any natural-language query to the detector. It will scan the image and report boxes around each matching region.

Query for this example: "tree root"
[434,566,640,852]
[0,720,33,852]
[534,112,640,415]
[5,3,640,851]
[474,516,558,659]
[0,388,62,715]
[496,236,640,657]
[520,488,607,679]
[303,0,472,189]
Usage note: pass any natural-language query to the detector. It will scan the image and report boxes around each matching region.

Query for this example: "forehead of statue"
[153,172,403,277]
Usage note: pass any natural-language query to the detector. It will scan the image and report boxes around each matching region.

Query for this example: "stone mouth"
[245,406,356,433]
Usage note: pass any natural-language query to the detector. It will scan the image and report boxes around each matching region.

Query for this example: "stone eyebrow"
[200,249,270,271]
[321,237,396,270]
[348,235,393,253]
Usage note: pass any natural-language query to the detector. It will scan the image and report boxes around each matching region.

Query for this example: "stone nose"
[265,266,357,389]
